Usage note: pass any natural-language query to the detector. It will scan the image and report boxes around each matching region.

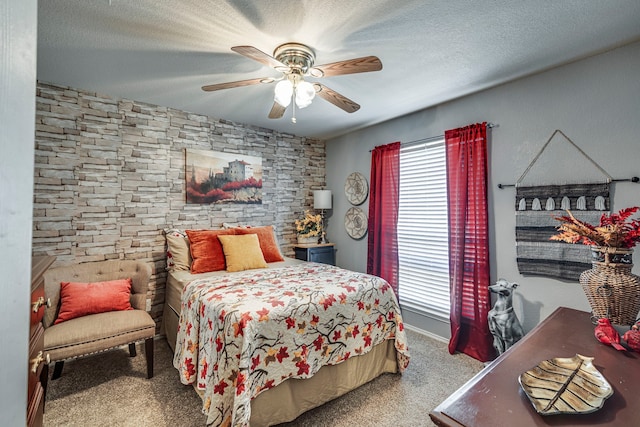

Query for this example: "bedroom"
[3,1,640,426]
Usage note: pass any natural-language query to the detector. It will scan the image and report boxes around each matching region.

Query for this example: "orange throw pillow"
[54,278,133,324]
[234,225,285,262]
[186,229,237,273]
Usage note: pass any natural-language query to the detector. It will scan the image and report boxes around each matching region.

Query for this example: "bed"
[162,227,410,427]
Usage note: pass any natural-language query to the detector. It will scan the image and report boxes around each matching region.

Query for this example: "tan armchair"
[42,260,156,380]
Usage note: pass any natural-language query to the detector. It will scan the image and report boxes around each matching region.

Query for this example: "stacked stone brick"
[33,82,326,330]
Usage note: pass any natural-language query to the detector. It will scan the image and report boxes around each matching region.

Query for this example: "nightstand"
[294,243,336,266]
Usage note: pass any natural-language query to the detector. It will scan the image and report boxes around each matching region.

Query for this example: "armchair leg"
[145,338,154,379]
[128,342,137,357]
[51,361,64,380]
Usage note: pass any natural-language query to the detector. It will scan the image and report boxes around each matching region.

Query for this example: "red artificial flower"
[551,207,640,248]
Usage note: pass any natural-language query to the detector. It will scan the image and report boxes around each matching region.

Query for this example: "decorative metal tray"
[518,354,613,415]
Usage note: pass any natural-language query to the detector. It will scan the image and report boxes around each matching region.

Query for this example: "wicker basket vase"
[580,246,640,325]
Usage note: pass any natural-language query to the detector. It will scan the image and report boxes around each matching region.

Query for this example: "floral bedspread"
[173,263,410,426]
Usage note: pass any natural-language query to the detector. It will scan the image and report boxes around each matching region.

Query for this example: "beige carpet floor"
[44,329,484,426]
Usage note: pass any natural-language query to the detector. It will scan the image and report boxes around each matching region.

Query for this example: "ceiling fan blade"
[310,56,382,77]
[231,46,288,70]
[201,77,271,92]
[268,102,287,119]
[313,83,360,113]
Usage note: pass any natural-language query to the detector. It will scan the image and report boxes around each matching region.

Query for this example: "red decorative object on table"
[594,318,626,351]
[622,322,640,352]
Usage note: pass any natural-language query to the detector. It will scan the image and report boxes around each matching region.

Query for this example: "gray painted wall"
[326,41,640,338]
[0,0,37,423]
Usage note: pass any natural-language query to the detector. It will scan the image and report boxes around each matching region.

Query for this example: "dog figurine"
[488,279,524,355]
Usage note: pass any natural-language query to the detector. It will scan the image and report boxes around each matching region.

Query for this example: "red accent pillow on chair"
[54,278,133,324]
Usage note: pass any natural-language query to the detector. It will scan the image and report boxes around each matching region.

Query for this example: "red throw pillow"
[54,278,133,324]
[234,226,285,262]
[186,229,237,273]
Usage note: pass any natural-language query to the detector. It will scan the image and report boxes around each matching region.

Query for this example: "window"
[397,138,450,319]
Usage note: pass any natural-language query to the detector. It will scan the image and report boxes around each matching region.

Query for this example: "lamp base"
[320,209,329,244]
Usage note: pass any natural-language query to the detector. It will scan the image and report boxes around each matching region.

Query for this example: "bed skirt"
[162,303,398,426]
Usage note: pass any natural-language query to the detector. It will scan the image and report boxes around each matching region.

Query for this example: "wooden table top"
[429,307,639,427]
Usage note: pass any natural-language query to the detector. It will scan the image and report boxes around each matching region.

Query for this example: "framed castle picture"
[185,149,263,204]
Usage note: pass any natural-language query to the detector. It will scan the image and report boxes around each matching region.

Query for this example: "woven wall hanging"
[513,130,612,281]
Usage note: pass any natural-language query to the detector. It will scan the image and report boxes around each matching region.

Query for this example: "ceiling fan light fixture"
[295,81,316,109]
[274,80,293,107]
[206,43,380,120]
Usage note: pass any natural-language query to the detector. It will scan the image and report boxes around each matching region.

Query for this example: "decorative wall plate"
[344,172,368,205]
[344,207,368,239]
[518,354,613,416]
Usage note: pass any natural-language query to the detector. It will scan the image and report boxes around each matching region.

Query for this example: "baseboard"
[404,323,448,343]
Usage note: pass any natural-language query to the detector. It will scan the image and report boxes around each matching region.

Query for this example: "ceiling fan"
[201,43,382,123]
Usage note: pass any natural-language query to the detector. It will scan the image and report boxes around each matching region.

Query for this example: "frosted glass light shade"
[274,80,293,107]
[295,81,316,109]
[313,190,332,209]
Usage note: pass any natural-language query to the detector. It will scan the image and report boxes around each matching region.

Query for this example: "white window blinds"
[397,138,450,320]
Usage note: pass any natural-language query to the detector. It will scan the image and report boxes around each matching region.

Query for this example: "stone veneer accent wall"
[32,82,326,331]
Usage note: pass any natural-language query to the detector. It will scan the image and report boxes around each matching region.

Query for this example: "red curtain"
[367,142,401,297]
[445,123,495,362]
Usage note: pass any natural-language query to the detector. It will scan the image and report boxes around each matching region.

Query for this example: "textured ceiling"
[37,1,640,139]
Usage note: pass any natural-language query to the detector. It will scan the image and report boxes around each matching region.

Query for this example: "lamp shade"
[313,190,332,210]
[274,80,293,107]
[295,81,316,109]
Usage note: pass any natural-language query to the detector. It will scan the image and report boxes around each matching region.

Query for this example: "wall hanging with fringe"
[499,130,637,281]
[515,182,609,281]
[510,130,615,281]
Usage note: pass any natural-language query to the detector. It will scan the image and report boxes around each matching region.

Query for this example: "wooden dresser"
[430,307,640,426]
[28,256,55,427]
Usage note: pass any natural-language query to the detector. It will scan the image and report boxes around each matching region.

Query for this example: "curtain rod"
[369,122,498,152]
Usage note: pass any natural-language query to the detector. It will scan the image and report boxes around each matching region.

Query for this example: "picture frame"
[185,149,263,204]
